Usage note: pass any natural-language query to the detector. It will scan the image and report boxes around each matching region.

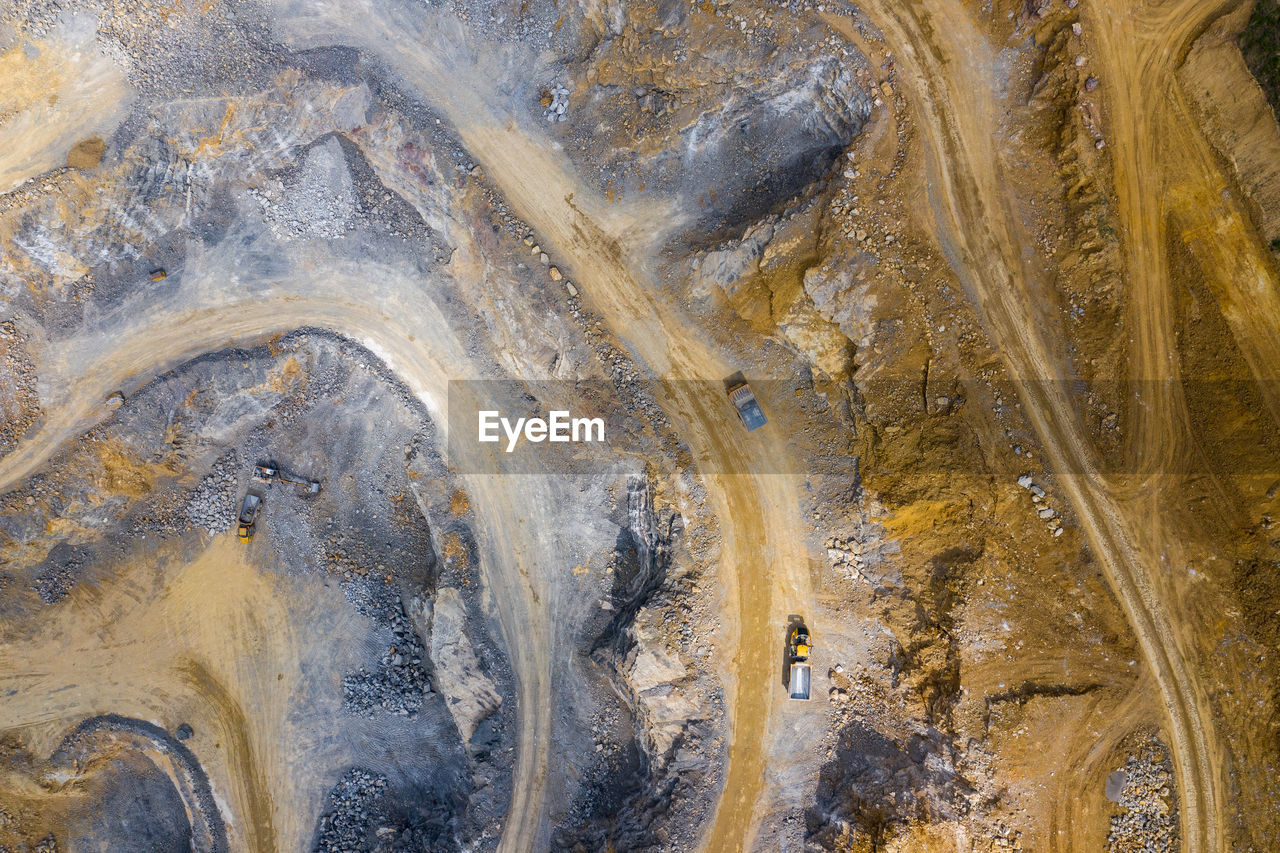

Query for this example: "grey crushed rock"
[1105,737,1180,852]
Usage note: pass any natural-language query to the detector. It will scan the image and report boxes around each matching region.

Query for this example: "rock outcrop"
[416,587,503,744]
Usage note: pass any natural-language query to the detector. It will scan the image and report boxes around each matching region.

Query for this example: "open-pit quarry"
[2,0,1280,850]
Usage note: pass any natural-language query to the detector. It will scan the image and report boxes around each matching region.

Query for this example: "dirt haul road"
[825,0,1269,849]
[266,5,820,850]
[433,84,817,853]
[0,539,292,851]
[1089,0,1280,448]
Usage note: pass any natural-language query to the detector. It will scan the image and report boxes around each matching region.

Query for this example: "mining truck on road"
[727,380,767,431]
[787,623,812,700]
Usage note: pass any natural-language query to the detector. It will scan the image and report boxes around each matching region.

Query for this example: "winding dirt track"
[828,0,1228,846]
[7,0,1275,848]
[828,0,1280,848]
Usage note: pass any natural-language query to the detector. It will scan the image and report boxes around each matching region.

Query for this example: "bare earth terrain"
[1,0,1279,851]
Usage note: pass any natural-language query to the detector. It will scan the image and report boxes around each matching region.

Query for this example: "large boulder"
[416,587,502,743]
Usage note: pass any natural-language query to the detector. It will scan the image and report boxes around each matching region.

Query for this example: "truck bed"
[728,383,768,431]
[237,493,261,524]
[788,661,811,700]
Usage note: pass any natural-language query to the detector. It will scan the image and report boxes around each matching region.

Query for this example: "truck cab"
[727,381,768,431]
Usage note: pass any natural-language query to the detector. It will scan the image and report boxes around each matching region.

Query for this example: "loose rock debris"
[1,0,1277,849]
[1105,738,1180,852]
[542,83,570,122]
[342,596,432,718]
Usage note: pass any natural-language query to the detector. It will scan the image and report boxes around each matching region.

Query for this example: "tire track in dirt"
[178,658,277,853]
[0,289,553,852]
[1081,0,1280,845]
[824,5,1224,850]
[1046,685,1158,851]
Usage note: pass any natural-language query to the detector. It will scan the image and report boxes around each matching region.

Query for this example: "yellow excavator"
[236,464,321,543]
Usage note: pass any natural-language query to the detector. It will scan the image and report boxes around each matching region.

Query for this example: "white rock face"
[629,645,688,693]
[803,263,878,351]
[692,220,774,300]
[776,290,853,378]
[418,587,502,743]
[625,617,699,760]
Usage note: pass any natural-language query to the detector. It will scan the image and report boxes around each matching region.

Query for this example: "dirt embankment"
[1180,0,1280,247]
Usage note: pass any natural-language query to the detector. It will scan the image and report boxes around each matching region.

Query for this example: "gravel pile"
[34,563,76,604]
[343,597,432,717]
[185,453,239,534]
[1105,739,1180,852]
[542,83,570,122]
[256,140,359,241]
[313,768,446,853]
[313,768,388,853]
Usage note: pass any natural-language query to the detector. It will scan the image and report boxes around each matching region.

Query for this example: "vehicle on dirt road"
[727,380,767,431]
[787,623,811,700]
[236,493,261,543]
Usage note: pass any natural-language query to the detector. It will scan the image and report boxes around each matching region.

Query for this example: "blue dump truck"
[728,381,767,431]
[787,624,811,700]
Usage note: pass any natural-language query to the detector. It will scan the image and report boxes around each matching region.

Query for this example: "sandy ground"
[0,14,134,194]
[2,0,1279,849]
[0,536,360,851]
